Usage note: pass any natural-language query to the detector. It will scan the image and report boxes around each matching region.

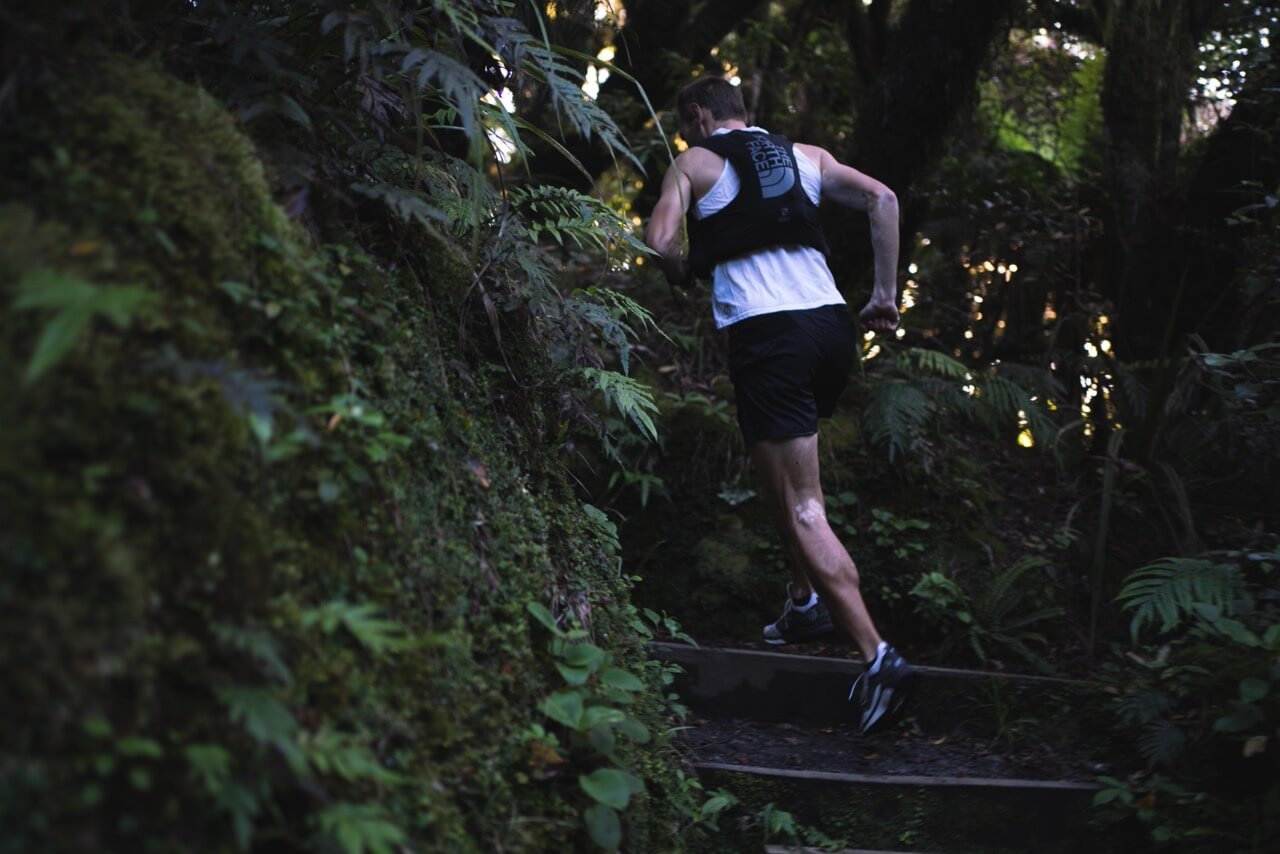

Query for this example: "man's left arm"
[811,148,901,332]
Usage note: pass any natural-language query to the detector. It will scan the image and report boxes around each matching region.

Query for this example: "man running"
[645,75,914,735]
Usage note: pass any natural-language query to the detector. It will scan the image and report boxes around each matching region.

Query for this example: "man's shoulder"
[676,145,725,176]
[793,142,829,163]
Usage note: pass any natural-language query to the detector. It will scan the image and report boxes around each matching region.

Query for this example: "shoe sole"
[761,629,835,646]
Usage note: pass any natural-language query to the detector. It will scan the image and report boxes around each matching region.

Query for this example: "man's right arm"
[645,160,694,286]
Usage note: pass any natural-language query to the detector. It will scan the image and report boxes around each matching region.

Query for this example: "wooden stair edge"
[694,761,1102,791]
[649,641,1104,689]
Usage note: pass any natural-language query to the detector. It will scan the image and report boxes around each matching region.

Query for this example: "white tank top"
[692,127,844,329]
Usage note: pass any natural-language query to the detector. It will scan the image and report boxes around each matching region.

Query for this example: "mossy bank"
[0,51,698,852]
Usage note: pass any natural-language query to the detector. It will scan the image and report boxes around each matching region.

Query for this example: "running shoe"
[849,643,915,735]
[762,584,835,645]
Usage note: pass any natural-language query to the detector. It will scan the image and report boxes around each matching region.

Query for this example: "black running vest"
[686,130,830,278]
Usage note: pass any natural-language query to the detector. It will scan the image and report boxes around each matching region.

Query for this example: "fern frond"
[401,48,488,146]
[300,601,408,656]
[351,181,449,228]
[862,379,935,462]
[1117,557,1242,641]
[509,185,644,255]
[994,361,1067,401]
[581,367,660,443]
[1139,719,1187,768]
[1117,690,1173,727]
[899,347,970,381]
[979,373,1057,446]
[519,41,642,171]
[213,624,292,685]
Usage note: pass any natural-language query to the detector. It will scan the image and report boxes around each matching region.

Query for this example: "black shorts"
[727,304,857,447]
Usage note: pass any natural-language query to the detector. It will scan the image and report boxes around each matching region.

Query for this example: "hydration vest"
[686,130,830,278]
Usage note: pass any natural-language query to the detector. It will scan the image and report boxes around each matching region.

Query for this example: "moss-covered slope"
[0,53,691,852]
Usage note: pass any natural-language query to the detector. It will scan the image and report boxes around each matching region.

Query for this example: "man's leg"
[751,433,882,661]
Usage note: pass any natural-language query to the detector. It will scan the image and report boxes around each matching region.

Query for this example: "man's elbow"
[645,223,677,258]
[873,187,898,217]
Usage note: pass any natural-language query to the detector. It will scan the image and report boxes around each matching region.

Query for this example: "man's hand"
[859,298,899,333]
[663,257,693,289]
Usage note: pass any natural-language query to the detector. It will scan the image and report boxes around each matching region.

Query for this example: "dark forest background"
[1,1,1277,851]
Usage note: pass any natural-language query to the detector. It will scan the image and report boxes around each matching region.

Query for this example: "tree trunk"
[1097,0,1203,359]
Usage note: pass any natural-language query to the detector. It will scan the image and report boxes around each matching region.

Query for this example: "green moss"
[1,52,695,852]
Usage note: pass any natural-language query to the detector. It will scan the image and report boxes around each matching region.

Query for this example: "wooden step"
[655,643,1126,853]
[697,762,1105,854]
[650,642,1105,738]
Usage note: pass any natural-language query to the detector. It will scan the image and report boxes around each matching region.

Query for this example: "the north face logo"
[745,136,795,199]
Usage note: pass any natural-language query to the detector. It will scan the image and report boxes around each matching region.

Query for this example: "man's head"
[676,76,747,143]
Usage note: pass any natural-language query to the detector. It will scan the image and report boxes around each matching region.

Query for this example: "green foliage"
[860,347,1062,464]
[299,601,408,656]
[1097,549,1280,849]
[868,508,931,561]
[316,803,406,854]
[1117,557,1245,642]
[912,558,1065,673]
[0,7,694,848]
[13,269,154,383]
[524,601,667,851]
[581,367,660,446]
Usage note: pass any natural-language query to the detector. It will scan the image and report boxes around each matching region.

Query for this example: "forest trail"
[656,643,1120,853]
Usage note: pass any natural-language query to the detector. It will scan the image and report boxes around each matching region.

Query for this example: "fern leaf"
[300,601,407,656]
[213,624,292,685]
[899,347,970,381]
[862,380,934,462]
[581,367,660,443]
[1117,557,1242,641]
[318,802,406,854]
[1139,719,1187,768]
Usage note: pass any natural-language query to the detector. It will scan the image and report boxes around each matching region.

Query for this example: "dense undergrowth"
[0,3,710,851]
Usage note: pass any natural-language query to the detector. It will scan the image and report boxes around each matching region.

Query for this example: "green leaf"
[588,725,617,759]
[526,601,563,635]
[579,768,641,809]
[541,691,584,729]
[14,270,153,383]
[580,707,626,730]
[555,662,594,685]
[701,791,738,817]
[215,685,304,772]
[216,280,253,304]
[82,716,112,739]
[129,767,152,790]
[318,803,406,854]
[1093,788,1121,806]
[300,601,406,655]
[601,667,644,692]
[218,781,260,850]
[561,642,606,670]
[213,624,292,685]
[184,744,231,793]
[1240,677,1269,704]
[614,715,650,744]
[1214,702,1263,733]
[24,305,93,383]
[583,804,621,850]
[115,736,164,759]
